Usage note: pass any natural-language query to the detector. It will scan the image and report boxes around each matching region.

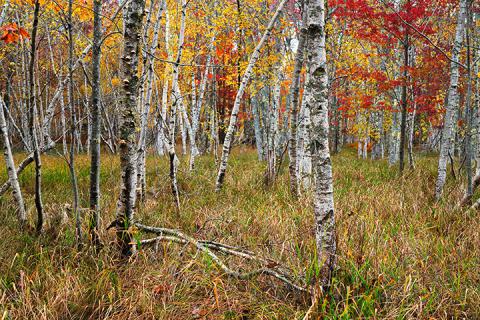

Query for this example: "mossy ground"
[0,147,478,319]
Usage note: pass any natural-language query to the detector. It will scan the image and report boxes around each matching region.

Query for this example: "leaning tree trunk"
[305,0,336,290]
[215,0,288,191]
[89,0,102,246]
[0,97,27,228]
[435,0,468,200]
[116,0,145,257]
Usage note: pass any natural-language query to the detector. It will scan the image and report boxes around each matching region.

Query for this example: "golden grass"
[0,147,478,319]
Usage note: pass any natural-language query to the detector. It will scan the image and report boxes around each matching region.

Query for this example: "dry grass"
[0,147,479,319]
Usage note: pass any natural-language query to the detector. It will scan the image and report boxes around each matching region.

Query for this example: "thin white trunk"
[0,97,27,227]
[215,0,288,191]
[137,0,166,199]
[435,0,468,200]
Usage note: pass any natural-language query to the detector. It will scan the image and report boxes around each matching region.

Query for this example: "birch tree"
[116,0,145,256]
[305,0,336,289]
[28,0,44,233]
[435,0,468,200]
[288,1,307,197]
[0,97,27,228]
[215,0,288,191]
[89,0,102,245]
[136,0,166,200]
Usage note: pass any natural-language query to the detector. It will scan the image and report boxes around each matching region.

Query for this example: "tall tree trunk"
[136,0,166,200]
[399,37,409,173]
[68,0,82,248]
[461,6,474,206]
[288,16,307,195]
[215,0,288,191]
[28,0,44,234]
[167,0,187,211]
[89,0,102,246]
[305,0,336,289]
[0,97,27,228]
[435,0,468,200]
[116,0,145,257]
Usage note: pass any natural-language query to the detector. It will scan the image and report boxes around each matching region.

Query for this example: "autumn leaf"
[0,22,30,44]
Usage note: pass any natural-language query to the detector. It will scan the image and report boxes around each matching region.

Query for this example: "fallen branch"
[135,222,308,293]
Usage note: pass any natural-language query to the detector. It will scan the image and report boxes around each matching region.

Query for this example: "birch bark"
[116,0,145,256]
[305,0,336,288]
[0,97,27,227]
[89,0,102,245]
[435,0,468,200]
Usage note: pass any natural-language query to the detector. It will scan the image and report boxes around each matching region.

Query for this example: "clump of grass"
[0,147,478,319]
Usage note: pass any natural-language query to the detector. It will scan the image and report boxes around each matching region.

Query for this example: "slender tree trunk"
[215,0,288,191]
[28,0,44,234]
[116,0,145,257]
[399,37,409,173]
[67,0,82,248]
[288,7,307,197]
[252,96,264,161]
[0,0,10,25]
[136,0,166,200]
[166,0,187,211]
[89,0,102,246]
[435,0,468,200]
[461,7,474,206]
[0,97,27,228]
[305,0,336,290]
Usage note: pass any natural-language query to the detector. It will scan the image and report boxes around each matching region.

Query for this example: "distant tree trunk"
[399,36,409,173]
[305,0,336,289]
[252,96,264,160]
[288,9,306,197]
[435,0,468,200]
[215,0,288,191]
[461,6,474,206]
[0,0,10,25]
[89,0,102,246]
[166,0,187,211]
[0,97,27,228]
[389,110,400,165]
[137,0,166,200]
[68,0,82,248]
[28,0,44,234]
[116,0,145,257]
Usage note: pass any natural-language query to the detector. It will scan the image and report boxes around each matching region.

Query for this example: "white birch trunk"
[435,0,468,200]
[305,0,336,289]
[215,0,288,191]
[0,97,27,227]
[116,0,145,256]
[136,0,166,199]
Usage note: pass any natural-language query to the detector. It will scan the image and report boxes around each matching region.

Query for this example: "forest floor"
[0,147,479,319]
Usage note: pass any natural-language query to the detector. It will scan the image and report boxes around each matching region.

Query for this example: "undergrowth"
[0,147,478,319]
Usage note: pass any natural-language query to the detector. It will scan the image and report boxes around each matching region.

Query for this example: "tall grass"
[0,147,478,319]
